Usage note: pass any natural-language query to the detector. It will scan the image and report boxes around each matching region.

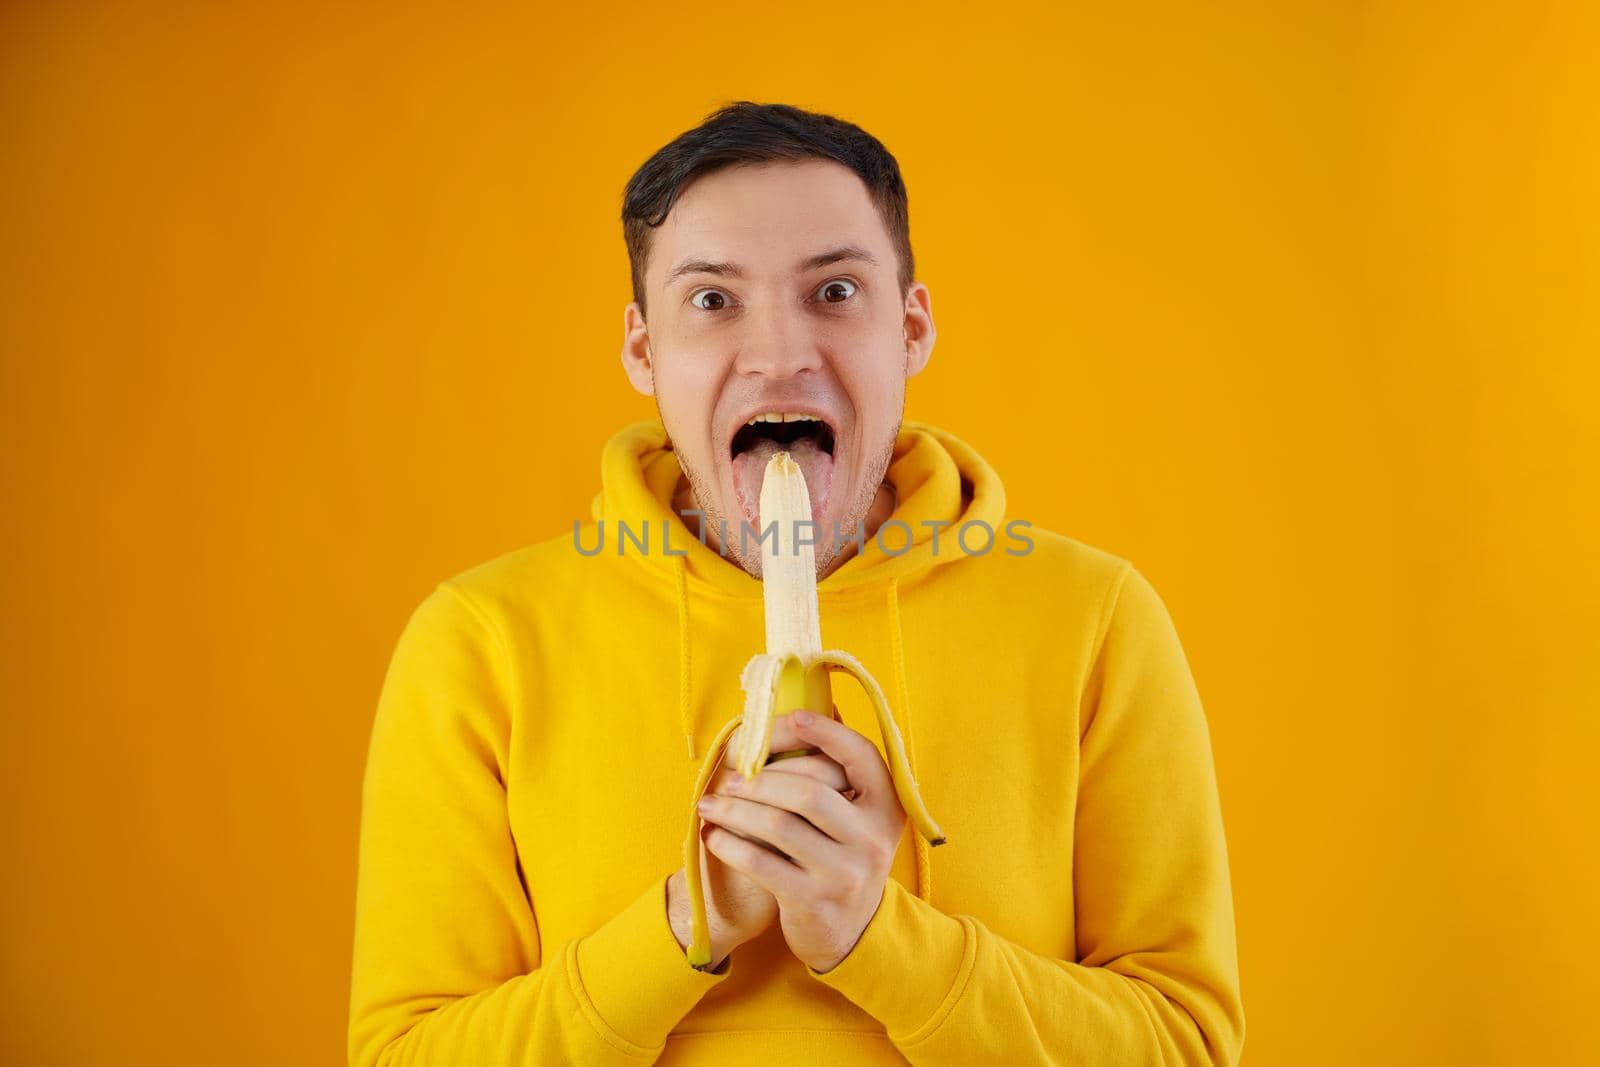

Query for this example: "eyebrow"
[664,244,879,287]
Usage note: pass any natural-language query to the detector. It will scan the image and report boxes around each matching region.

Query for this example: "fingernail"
[697,797,713,813]
[793,710,813,726]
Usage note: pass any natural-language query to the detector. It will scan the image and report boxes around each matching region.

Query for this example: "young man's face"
[620,159,935,577]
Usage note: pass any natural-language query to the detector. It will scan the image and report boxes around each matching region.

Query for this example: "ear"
[620,301,656,396]
[902,282,936,378]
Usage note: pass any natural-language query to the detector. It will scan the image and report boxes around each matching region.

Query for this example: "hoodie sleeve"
[807,563,1246,1065]
[349,582,728,1067]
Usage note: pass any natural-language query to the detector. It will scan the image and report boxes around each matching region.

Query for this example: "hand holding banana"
[667,713,851,972]
[698,708,907,973]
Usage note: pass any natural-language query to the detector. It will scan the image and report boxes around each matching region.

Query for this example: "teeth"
[745,412,821,426]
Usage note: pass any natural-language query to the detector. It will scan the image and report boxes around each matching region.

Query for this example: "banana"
[683,451,946,970]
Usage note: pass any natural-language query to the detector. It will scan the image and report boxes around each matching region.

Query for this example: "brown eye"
[818,278,857,303]
[691,289,728,311]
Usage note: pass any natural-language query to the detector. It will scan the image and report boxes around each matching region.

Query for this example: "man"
[349,101,1245,1066]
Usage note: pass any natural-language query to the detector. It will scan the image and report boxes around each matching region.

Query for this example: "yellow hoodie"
[349,419,1245,1066]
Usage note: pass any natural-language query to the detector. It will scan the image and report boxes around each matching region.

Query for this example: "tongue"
[732,436,834,531]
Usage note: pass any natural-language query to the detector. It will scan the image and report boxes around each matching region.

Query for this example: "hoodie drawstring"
[887,575,933,903]
[676,555,696,761]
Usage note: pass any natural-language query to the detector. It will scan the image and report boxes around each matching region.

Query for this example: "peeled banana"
[683,451,946,971]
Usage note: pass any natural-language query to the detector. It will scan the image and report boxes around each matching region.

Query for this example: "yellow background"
[3,2,1595,1063]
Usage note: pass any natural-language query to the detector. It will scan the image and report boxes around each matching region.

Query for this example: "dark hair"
[621,101,915,318]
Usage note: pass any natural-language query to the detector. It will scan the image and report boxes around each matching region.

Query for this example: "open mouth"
[728,415,839,532]
[729,417,836,460]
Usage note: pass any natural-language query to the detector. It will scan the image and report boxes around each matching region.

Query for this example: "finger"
[729,712,814,768]
[725,767,860,846]
[729,714,796,760]
[708,819,790,858]
[703,824,804,898]
[752,753,850,793]
[700,791,848,869]
[792,712,893,799]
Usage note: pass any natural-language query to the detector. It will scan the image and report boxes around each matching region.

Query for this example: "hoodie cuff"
[806,877,975,1041]
[573,872,730,1053]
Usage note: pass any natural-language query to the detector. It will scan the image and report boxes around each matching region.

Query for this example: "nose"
[733,298,824,381]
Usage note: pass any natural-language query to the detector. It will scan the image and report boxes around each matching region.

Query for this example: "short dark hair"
[621,101,915,319]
